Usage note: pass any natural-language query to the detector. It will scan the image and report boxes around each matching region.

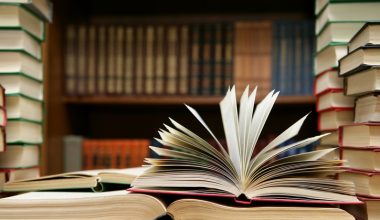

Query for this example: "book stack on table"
[0,0,52,191]
[337,22,380,220]
[313,0,380,178]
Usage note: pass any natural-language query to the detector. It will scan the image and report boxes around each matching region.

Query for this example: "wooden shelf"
[62,95,315,105]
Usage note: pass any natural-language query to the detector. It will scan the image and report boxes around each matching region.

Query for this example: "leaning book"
[131,86,360,204]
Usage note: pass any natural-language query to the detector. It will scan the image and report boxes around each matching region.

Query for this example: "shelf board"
[63,95,315,105]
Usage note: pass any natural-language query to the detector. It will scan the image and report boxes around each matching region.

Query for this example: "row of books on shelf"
[65,22,234,96]
[64,20,315,97]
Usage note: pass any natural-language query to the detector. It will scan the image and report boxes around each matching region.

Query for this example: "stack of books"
[337,22,380,220]
[0,1,52,189]
[313,0,380,161]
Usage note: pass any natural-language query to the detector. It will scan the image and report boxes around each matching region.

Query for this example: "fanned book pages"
[131,86,360,204]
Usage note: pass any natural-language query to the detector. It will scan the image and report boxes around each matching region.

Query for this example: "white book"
[6,119,42,144]
[0,29,42,59]
[0,4,44,40]
[6,94,43,122]
[0,145,39,168]
[0,74,43,101]
[0,52,42,81]
[316,2,380,34]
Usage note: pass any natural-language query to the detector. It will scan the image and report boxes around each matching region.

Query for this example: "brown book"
[145,26,155,95]
[213,23,223,95]
[87,24,97,95]
[233,21,272,98]
[201,24,212,95]
[64,24,77,95]
[124,26,134,95]
[166,25,178,95]
[106,25,116,94]
[77,24,87,95]
[223,23,233,94]
[96,25,107,95]
[154,25,165,95]
[135,26,144,94]
[189,24,200,95]
[178,25,189,95]
[115,25,124,95]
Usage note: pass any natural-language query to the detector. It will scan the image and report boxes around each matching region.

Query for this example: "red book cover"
[315,88,353,112]
[313,67,341,96]
[339,168,380,199]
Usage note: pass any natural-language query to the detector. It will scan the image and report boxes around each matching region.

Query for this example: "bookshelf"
[44,0,316,175]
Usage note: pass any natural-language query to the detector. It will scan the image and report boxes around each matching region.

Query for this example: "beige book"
[0,190,355,220]
[3,167,148,192]
[339,47,380,77]
[340,124,380,148]
[341,147,380,171]
[314,45,347,75]
[349,23,380,53]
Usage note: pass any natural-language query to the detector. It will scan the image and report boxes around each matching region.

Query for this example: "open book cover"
[3,167,147,192]
[131,86,361,204]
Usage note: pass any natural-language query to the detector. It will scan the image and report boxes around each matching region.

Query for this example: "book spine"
[106,25,116,94]
[178,25,189,95]
[87,24,97,95]
[135,26,144,95]
[96,25,107,95]
[154,25,165,95]
[213,23,223,95]
[115,25,124,95]
[272,22,279,92]
[77,24,87,95]
[223,23,233,94]
[145,26,155,95]
[190,24,200,95]
[166,25,178,95]
[124,26,134,95]
[64,24,77,96]
[201,24,212,95]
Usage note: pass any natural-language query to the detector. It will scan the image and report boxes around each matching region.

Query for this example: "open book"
[0,190,356,220]
[131,86,359,203]
[3,167,147,192]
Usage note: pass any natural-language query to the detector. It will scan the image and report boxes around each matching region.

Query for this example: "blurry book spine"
[178,25,189,95]
[77,24,87,95]
[96,25,107,94]
[223,23,233,93]
[63,135,83,172]
[124,26,134,95]
[64,24,77,95]
[166,25,178,95]
[189,24,200,95]
[145,26,155,95]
